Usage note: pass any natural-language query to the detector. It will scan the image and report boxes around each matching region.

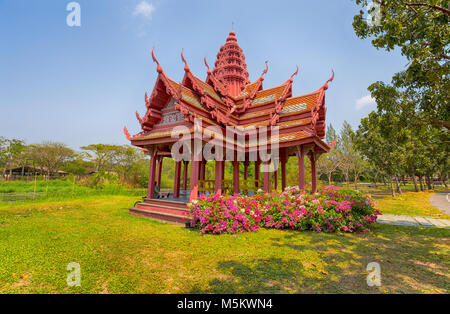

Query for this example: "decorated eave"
[124,32,334,154]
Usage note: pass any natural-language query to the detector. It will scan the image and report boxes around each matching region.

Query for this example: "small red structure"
[126,31,333,224]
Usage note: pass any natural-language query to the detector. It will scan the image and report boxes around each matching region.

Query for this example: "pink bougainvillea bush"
[188,186,380,235]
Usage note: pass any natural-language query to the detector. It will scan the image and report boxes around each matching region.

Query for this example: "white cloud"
[133,1,156,19]
[355,95,376,110]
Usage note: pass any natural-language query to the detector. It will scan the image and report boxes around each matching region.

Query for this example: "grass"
[0,196,449,294]
[354,184,450,219]
[375,191,450,219]
[0,179,146,206]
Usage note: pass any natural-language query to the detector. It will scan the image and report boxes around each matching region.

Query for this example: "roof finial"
[322,69,335,90]
[181,49,190,72]
[259,61,269,80]
[151,47,163,74]
[291,65,299,80]
[327,69,335,84]
[204,57,212,74]
[232,21,234,31]
[123,126,131,141]
[330,137,337,149]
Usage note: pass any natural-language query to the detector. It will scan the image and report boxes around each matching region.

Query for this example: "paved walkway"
[377,214,450,228]
[429,190,450,216]
[377,191,450,228]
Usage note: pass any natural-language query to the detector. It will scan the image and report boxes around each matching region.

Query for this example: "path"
[377,214,450,228]
[429,190,450,216]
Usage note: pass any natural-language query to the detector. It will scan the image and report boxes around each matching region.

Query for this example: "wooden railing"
[198,180,215,194]
[198,179,263,195]
[240,179,263,194]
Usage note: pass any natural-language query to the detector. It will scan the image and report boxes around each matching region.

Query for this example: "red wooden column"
[156,157,163,188]
[309,152,317,194]
[200,160,206,181]
[215,160,224,195]
[274,169,279,191]
[147,153,157,200]
[281,161,287,191]
[233,159,240,195]
[222,161,226,180]
[254,160,260,188]
[173,161,182,198]
[298,146,305,190]
[263,161,271,193]
[190,156,200,202]
[182,161,189,191]
[244,161,249,180]
[280,149,287,192]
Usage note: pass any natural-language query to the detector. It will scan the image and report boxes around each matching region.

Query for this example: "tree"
[353,0,449,129]
[355,112,407,196]
[61,156,93,176]
[0,137,26,177]
[317,124,341,185]
[337,121,367,189]
[80,144,119,172]
[365,79,448,193]
[110,145,148,184]
[27,142,75,177]
[366,162,383,187]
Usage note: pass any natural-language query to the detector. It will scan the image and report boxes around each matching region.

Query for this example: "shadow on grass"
[190,226,449,294]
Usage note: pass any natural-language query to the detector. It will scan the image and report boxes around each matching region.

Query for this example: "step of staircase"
[136,202,189,216]
[130,202,191,226]
[142,198,189,210]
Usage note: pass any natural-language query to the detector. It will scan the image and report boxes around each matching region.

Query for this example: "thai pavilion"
[125,31,334,224]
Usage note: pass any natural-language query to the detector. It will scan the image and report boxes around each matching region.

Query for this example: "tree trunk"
[394,177,402,194]
[441,173,448,188]
[426,176,432,190]
[419,176,424,191]
[345,172,350,188]
[382,176,386,186]
[327,173,332,186]
[412,171,419,192]
[389,176,396,197]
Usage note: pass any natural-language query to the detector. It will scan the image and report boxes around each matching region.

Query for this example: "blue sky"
[0,0,407,149]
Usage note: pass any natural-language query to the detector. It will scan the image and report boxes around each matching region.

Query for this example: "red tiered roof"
[212,31,250,97]
[125,31,334,153]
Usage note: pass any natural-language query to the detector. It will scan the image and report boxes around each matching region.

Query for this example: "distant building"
[3,166,68,180]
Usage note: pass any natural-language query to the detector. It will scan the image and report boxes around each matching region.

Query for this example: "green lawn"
[375,191,450,219]
[355,185,450,219]
[0,196,448,294]
[0,179,146,202]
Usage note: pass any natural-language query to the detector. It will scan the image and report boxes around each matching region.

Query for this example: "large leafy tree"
[110,145,148,183]
[0,137,26,177]
[353,0,449,129]
[61,157,93,176]
[337,121,367,189]
[355,112,406,196]
[80,144,119,172]
[27,142,75,176]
